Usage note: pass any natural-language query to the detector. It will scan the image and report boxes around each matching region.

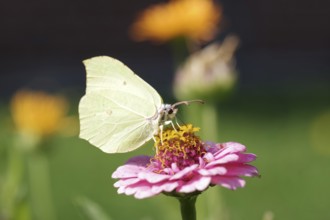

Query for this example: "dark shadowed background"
[1,0,329,99]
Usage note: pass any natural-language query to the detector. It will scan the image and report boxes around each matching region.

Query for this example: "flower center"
[153,124,206,171]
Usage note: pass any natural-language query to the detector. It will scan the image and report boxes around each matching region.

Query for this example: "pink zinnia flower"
[112,125,258,199]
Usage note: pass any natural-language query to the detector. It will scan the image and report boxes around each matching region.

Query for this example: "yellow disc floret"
[154,124,205,170]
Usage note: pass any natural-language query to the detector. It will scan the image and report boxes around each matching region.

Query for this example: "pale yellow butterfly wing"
[79,56,162,153]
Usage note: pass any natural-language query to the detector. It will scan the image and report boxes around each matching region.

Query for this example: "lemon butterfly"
[79,56,202,153]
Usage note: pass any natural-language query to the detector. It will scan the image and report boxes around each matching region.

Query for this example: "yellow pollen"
[154,124,205,169]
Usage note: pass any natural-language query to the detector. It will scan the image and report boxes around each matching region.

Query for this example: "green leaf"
[75,196,112,220]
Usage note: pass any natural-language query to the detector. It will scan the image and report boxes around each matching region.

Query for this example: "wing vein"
[98,93,153,119]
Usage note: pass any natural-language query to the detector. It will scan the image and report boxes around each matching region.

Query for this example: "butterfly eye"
[168,109,174,115]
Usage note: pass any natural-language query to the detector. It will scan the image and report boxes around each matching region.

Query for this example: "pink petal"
[171,163,180,173]
[126,155,151,166]
[211,176,246,190]
[235,153,257,163]
[138,172,170,183]
[177,176,211,193]
[223,164,259,177]
[114,178,140,187]
[170,164,198,180]
[198,167,227,176]
[117,186,126,194]
[112,156,151,179]
[135,187,158,199]
[123,182,156,199]
[206,154,239,168]
[203,142,221,153]
[151,181,179,194]
[112,164,146,178]
[198,156,206,167]
[202,152,215,162]
[162,167,175,175]
[116,179,142,195]
[119,184,139,195]
[213,142,246,159]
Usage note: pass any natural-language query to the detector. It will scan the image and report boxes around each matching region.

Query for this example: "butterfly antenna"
[172,99,204,108]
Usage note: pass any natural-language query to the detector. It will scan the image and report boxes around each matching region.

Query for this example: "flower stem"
[178,196,197,220]
[26,150,57,220]
[170,37,189,68]
[200,103,225,220]
[0,145,24,219]
[201,102,218,140]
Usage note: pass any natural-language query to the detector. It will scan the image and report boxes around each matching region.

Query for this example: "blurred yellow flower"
[131,0,221,42]
[10,90,68,138]
[309,110,330,155]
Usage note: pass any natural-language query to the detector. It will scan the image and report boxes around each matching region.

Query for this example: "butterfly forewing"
[84,56,162,106]
[79,56,163,153]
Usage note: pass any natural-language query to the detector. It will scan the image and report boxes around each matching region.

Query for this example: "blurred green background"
[1,0,330,219]
[1,90,330,220]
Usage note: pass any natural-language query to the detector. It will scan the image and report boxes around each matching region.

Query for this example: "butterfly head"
[159,100,204,124]
[160,104,178,123]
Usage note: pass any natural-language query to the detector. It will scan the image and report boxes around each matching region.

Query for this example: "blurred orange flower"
[130,0,222,42]
[10,90,68,138]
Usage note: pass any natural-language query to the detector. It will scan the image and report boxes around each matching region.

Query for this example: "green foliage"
[74,197,112,220]
[1,92,330,220]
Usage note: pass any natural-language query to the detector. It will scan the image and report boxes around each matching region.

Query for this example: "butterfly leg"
[170,121,178,132]
[152,136,159,154]
[159,124,164,145]
[175,118,182,129]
